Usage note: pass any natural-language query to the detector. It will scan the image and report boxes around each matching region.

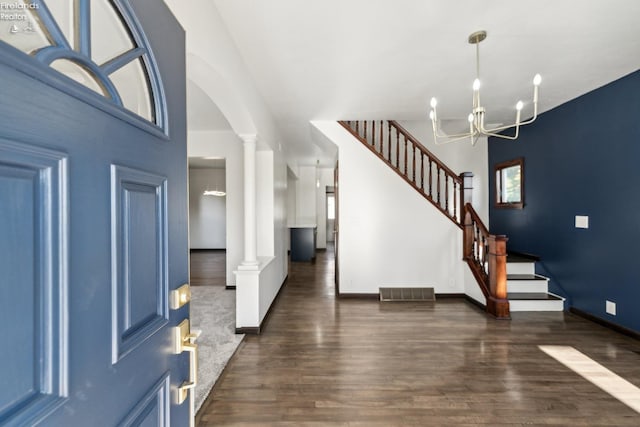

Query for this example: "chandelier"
[429,30,541,145]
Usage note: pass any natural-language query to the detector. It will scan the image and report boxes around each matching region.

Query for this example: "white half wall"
[235,146,289,330]
[312,121,469,295]
[188,130,243,287]
[189,168,226,249]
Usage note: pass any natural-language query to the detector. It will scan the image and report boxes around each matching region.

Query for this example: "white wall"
[188,130,243,287]
[273,148,289,283]
[256,150,274,257]
[313,121,475,295]
[286,168,297,223]
[294,166,317,225]
[396,121,489,303]
[189,168,226,249]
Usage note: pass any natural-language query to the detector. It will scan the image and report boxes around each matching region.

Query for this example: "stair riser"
[507,262,535,275]
[509,299,564,312]
[507,280,549,294]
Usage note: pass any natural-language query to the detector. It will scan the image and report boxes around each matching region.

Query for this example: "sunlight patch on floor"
[539,345,640,413]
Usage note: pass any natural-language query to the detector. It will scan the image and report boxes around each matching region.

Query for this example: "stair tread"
[508,292,563,301]
[507,274,547,281]
[506,254,537,263]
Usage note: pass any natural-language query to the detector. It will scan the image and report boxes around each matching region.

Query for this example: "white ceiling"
[190,0,640,166]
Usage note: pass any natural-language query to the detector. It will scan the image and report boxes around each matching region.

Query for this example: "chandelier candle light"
[429,30,541,145]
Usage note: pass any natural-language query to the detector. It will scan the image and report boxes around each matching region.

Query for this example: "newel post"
[487,235,510,319]
[459,172,474,224]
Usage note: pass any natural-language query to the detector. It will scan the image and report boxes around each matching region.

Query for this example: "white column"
[239,134,259,269]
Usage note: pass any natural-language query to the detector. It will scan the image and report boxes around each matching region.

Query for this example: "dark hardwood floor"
[197,247,640,426]
[190,249,226,286]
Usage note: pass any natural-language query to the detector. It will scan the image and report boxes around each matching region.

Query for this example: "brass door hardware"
[173,318,198,404]
[170,283,191,310]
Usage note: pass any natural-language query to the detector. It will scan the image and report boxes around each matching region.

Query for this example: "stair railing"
[339,120,464,227]
[463,203,510,319]
[339,119,510,318]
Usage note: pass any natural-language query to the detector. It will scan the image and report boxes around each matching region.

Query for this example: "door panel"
[111,165,169,363]
[0,141,67,426]
[0,1,189,425]
[118,374,170,426]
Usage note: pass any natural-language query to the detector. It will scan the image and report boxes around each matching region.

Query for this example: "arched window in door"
[0,0,166,130]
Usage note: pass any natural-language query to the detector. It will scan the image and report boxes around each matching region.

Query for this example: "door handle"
[173,319,198,404]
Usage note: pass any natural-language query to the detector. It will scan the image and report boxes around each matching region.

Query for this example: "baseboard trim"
[338,293,379,300]
[569,307,640,340]
[235,326,260,334]
[225,285,236,290]
[464,295,487,312]
[190,248,226,252]
[337,293,474,301]
[436,293,466,299]
[234,275,289,335]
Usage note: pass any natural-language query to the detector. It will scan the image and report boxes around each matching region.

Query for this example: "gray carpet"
[190,286,244,412]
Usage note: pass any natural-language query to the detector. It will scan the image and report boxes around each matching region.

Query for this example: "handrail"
[339,120,463,227]
[389,120,460,179]
[463,203,510,319]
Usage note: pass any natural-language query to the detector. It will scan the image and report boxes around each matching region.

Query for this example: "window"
[327,194,336,220]
[495,157,524,209]
[0,0,164,129]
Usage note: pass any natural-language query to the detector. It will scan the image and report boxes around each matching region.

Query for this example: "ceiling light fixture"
[429,30,541,145]
[203,189,226,197]
[203,179,226,197]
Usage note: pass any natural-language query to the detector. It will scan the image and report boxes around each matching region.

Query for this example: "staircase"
[339,119,565,318]
[507,253,565,311]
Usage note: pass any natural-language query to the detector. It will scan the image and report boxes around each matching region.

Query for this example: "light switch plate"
[575,215,589,229]
[606,300,616,316]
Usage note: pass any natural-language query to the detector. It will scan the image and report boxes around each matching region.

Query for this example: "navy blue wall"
[489,70,640,333]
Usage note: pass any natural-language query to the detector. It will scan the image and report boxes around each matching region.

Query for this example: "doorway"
[188,157,227,287]
[187,158,242,413]
[326,188,336,244]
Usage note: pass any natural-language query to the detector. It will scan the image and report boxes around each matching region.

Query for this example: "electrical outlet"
[575,215,589,229]
[606,300,616,316]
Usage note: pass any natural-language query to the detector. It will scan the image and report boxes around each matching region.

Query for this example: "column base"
[238,260,260,271]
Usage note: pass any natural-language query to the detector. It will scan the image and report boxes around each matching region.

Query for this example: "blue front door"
[0,1,190,425]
